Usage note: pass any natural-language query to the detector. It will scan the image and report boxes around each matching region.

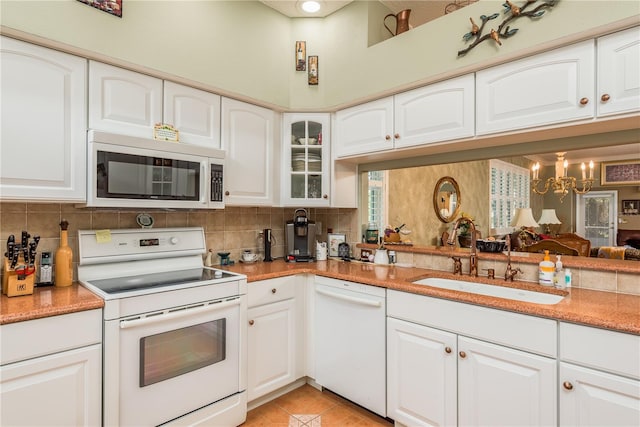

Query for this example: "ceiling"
[527,143,640,167]
[259,1,461,25]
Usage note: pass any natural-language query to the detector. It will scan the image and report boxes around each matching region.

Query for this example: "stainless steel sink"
[412,277,564,305]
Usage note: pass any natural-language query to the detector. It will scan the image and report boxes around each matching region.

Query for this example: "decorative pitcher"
[384,9,411,37]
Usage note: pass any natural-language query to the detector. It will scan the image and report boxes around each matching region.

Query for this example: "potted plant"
[456,212,475,248]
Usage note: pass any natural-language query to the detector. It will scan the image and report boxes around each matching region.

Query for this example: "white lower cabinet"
[457,336,556,426]
[559,322,640,426]
[387,290,557,427]
[247,276,303,402]
[0,309,102,426]
[387,317,457,426]
[0,345,102,427]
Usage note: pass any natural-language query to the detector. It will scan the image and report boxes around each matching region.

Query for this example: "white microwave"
[86,131,224,209]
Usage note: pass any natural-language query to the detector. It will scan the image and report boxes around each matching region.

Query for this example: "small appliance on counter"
[285,209,316,262]
[263,228,274,262]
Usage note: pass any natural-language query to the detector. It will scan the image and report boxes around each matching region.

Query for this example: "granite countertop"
[0,285,104,325]
[223,259,640,335]
[1,259,638,335]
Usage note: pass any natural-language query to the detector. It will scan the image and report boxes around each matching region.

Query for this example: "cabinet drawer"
[248,276,297,308]
[388,290,557,357]
[1,309,102,365]
[560,322,640,379]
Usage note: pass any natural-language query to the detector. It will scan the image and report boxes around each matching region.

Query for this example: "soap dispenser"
[538,250,554,286]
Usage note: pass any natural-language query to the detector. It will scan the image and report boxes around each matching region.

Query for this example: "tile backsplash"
[0,202,358,281]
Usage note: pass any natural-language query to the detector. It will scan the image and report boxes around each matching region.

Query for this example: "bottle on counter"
[538,250,554,286]
[564,268,572,288]
[554,255,565,289]
[54,219,73,287]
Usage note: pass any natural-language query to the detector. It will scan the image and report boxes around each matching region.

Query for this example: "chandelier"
[531,152,595,202]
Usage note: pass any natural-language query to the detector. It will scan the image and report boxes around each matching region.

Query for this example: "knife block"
[2,258,35,297]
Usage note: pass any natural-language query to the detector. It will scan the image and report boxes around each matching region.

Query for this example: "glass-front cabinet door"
[282,113,330,206]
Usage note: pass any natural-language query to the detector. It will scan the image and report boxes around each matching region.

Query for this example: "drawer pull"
[445,346,452,354]
[601,93,610,102]
[394,133,400,139]
[249,320,254,326]
[225,191,230,196]
[579,97,589,105]
[385,135,391,141]
[271,288,277,294]
[563,381,573,391]
[459,351,467,359]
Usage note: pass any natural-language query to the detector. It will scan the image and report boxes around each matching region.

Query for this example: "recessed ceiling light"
[301,1,321,13]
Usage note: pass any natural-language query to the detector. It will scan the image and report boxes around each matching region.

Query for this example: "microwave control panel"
[211,164,224,203]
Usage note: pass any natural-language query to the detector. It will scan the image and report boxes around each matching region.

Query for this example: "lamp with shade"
[537,209,562,235]
[510,208,540,248]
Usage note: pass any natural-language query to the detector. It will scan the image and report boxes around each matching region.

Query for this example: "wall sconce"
[537,209,561,235]
[531,152,595,202]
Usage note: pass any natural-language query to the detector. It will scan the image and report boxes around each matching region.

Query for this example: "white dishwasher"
[314,276,386,417]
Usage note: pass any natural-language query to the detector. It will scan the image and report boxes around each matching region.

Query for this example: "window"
[367,171,387,233]
[490,159,530,233]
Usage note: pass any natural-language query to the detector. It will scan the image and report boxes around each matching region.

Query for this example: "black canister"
[338,242,350,258]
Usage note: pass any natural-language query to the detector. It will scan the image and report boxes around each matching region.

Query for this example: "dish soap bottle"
[55,219,73,287]
[538,250,554,286]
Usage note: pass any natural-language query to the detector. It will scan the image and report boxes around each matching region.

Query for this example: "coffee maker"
[285,209,316,262]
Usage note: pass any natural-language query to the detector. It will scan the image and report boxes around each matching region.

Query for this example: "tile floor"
[241,384,393,426]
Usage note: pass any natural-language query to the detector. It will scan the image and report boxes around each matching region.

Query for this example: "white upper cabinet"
[282,113,331,207]
[335,97,394,158]
[394,75,475,149]
[335,75,474,158]
[89,61,163,138]
[221,97,277,206]
[0,37,87,201]
[163,81,221,148]
[597,26,640,117]
[476,40,595,135]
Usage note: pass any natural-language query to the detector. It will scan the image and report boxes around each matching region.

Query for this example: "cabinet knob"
[225,191,230,196]
[459,351,467,359]
[323,194,328,199]
[563,381,573,391]
[271,288,277,294]
[385,135,391,141]
[394,133,400,139]
[445,346,452,354]
[249,320,255,326]
[579,97,589,105]
[601,93,611,102]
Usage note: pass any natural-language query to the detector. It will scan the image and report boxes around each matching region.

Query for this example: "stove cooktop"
[85,268,237,295]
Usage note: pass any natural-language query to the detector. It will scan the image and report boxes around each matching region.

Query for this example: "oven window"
[140,319,226,387]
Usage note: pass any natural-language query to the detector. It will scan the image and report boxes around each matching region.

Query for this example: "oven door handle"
[315,288,382,308]
[119,297,241,330]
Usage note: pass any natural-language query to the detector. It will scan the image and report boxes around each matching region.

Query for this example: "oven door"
[106,297,241,427]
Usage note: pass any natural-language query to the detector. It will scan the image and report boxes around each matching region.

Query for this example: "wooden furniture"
[520,233,591,257]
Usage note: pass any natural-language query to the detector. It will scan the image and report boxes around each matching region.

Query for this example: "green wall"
[1,0,638,110]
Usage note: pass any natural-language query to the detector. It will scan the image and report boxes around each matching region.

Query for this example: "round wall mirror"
[433,176,460,223]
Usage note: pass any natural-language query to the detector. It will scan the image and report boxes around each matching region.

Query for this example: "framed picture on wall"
[622,200,640,215]
[601,160,640,186]
[77,0,122,18]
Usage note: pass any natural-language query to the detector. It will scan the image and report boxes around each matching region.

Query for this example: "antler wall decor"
[458,0,559,57]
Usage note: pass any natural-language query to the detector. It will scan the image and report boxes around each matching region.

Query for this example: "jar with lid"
[365,222,379,244]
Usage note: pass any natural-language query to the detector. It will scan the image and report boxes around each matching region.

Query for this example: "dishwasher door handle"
[315,287,382,307]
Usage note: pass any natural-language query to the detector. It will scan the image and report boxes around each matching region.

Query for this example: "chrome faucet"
[504,236,522,281]
[446,217,478,277]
